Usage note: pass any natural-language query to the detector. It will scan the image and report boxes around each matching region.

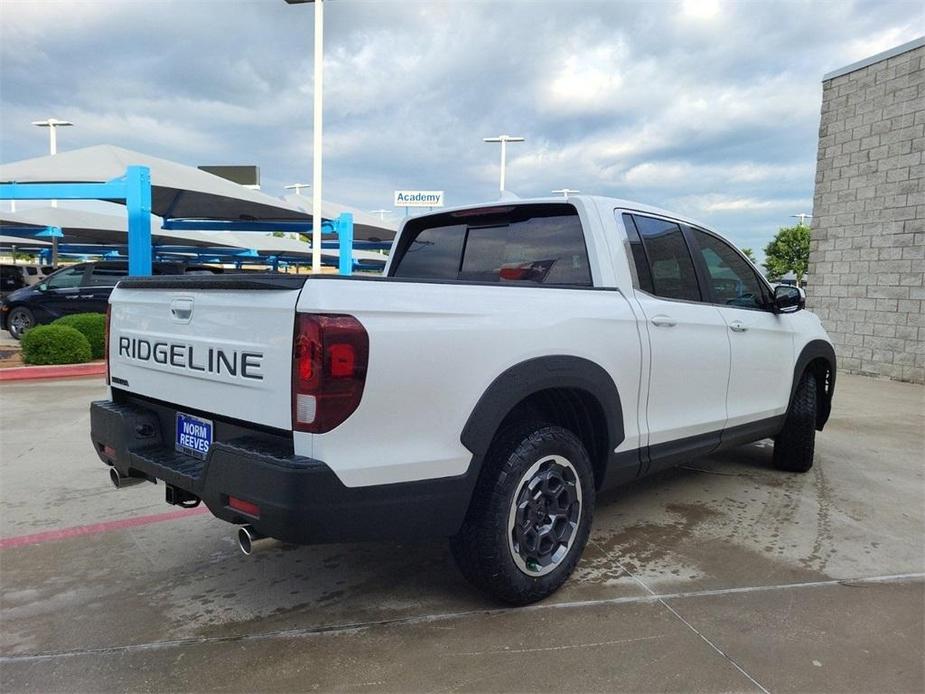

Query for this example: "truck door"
[622,214,731,471]
[34,264,88,319]
[686,228,795,429]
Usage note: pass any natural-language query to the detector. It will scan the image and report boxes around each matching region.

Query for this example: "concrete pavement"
[0,374,922,692]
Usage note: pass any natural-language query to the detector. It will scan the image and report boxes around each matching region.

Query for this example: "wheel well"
[498,387,609,489]
[805,356,834,430]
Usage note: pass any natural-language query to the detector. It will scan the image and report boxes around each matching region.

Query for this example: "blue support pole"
[335,212,353,276]
[125,166,152,276]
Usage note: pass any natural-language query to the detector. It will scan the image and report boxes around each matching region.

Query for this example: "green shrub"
[52,313,106,359]
[21,325,92,366]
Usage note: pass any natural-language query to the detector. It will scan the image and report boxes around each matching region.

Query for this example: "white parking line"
[2,572,922,663]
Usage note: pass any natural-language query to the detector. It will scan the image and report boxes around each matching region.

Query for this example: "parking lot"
[0,372,922,693]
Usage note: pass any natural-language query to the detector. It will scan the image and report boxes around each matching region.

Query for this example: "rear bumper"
[89,398,474,545]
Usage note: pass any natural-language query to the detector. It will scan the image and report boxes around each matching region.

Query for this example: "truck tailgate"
[108,276,304,430]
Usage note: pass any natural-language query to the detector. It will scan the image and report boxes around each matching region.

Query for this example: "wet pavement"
[0,373,922,692]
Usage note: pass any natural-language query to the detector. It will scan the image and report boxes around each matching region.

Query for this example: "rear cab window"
[390,204,592,287]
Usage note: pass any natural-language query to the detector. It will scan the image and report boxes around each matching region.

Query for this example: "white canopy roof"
[0,234,51,247]
[0,145,307,221]
[0,207,235,248]
[0,144,398,242]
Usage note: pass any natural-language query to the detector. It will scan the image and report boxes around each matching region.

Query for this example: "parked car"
[1,261,221,339]
[91,197,836,604]
[0,264,56,298]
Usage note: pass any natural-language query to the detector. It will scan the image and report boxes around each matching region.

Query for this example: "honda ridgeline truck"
[91,197,835,604]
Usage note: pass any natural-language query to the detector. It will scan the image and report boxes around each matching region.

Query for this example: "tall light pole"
[285,0,324,273]
[32,118,73,265]
[368,209,389,221]
[483,135,524,193]
[552,188,580,199]
[791,213,812,227]
[285,183,312,196]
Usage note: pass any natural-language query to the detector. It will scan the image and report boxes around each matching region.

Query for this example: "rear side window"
[391,204,591,286]
[621,213,654,293]
[86,266,128,287]
[632,215,701,302]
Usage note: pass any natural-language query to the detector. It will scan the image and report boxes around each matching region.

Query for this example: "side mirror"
[36,283,48,292]
[773,285,804,313]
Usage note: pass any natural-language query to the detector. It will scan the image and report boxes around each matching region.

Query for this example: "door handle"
[729,320,748,332]
[650,315,677,328]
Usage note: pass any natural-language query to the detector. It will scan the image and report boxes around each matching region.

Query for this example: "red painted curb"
[0,361,106,382]
[0,506,211,550]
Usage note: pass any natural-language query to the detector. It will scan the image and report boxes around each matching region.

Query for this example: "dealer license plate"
[175,412,213,460]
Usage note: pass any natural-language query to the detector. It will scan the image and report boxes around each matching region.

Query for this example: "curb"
[0,362,106,382]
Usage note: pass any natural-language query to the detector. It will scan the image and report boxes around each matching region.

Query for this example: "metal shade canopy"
[0,145,307,221]
[0,234,51,247]
[0,206,384,266]
[281,194,397,242]
[0,207,240,249]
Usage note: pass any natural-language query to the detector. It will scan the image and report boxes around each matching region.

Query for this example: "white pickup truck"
[91,197,836,604]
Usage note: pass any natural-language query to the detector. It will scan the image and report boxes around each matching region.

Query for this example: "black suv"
[1,261,221,339]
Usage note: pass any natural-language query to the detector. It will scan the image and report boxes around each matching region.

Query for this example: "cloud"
[0,0,921,263]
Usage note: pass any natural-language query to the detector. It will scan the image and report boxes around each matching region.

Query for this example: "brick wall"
[807,42,925,383]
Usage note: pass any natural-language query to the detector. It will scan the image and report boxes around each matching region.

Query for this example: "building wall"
[807,42,925,384]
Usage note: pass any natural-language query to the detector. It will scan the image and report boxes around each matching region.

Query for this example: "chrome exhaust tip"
[237,526,265,556]
[109,468,146,489]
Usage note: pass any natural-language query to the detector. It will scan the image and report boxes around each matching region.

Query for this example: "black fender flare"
[460,355,625,458]
[790,339,837,430]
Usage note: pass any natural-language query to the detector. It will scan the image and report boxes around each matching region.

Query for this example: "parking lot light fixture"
[32,118,73,157]
[552,188,580,199]
[483,135,525,193]
[31,118,74,261]
[285,183,312,196]
[285,0,324,272]
[791,213,812,227]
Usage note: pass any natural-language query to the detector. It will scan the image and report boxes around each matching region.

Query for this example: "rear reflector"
[105,304,111,385]
[228,496,260,518]
[292,314,369,433]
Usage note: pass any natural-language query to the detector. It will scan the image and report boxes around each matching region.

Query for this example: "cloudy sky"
[1,0,922,259]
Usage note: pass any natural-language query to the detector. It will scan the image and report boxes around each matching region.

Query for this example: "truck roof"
[407,194,712,233]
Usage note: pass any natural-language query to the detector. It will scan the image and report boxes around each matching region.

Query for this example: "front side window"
[690,229,768,310]
[391,204,591,286]
[44,265,84,290]
[632,215,701,302]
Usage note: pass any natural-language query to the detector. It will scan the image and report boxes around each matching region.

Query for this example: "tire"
[773,371,817,473]
[450,421,595,605]
[7,307,35,340]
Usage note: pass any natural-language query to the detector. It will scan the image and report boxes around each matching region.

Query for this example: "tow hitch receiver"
[165,484,200,508]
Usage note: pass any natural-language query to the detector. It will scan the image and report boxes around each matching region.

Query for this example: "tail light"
[105,304,111,385]
[292,314,369,433]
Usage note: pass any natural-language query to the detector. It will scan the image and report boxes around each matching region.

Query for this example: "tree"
[763,224,810,286]
[740,248,757,264]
